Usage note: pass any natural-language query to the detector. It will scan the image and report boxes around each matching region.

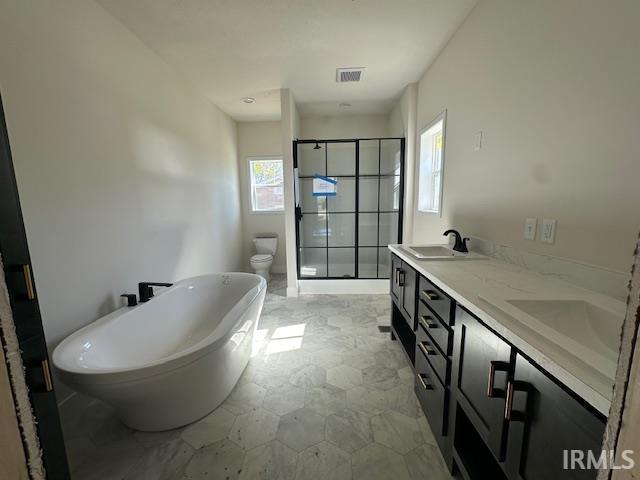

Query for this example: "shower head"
[313,142,321,150]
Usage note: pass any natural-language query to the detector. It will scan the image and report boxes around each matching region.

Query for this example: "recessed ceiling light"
[339,103,352,108]
[241,97,255,104]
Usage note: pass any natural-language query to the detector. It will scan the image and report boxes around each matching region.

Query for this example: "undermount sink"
[402,244,486,260]
[479,295,624,380]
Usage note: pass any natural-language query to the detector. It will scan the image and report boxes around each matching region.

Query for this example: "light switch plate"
[524,218,537,240]
[474,131,483,151]
[541,218,557,244]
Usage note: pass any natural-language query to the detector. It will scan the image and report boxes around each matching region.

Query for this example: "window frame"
[247,156,285,214]
[417,110,447,216]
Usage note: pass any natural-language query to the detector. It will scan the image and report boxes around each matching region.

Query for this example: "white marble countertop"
[389,244,626,415]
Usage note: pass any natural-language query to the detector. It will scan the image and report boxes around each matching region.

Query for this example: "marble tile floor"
[59,275,452,480]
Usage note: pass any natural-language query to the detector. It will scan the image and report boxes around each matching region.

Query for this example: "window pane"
[298,143,325,176]
[358,213,378,246]
[327,142,355,176]
[358,247,378,278]
[418,116,445,213]
[300,178,327,213]
[328,248,355,278]
[379,176,400,211]
[378,212,399,246]
[300,248,327,277]
[300,214,326,248]
[326,178,355,212]
[252,159,283,185]
[378,248,391,279]
[359,140,379,175]
[250,158,284,211]
[328,214,355,247]
[359,177,378,212]
[380,139,402,175]
[254,185,284,211]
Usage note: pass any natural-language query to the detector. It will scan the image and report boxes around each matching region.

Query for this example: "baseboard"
[298,279,389,295]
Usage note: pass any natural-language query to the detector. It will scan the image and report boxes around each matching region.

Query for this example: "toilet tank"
[254,234,278,255]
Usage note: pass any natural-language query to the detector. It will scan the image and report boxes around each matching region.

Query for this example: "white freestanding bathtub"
[52,273,266,431]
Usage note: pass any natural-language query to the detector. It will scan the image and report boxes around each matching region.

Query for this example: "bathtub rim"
[52,272,266,385]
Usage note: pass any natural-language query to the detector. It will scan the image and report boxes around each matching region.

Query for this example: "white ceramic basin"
[480,295,624,380]
[402,244,486,260]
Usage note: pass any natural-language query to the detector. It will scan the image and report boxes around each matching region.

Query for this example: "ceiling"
[97,0,476,121]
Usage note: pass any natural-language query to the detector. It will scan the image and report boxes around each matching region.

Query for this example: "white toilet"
[250,234,278,281]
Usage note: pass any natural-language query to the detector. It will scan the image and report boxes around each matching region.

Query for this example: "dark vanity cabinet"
[391,254,402,302]
[504,354,606,480]
[388,252,606,480]
[453,306,512,460]
[391,256,417,329]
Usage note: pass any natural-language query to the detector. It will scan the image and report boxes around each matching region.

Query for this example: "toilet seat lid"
[251,254,273,263]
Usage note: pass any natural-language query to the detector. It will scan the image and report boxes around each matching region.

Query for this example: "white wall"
[281,89,300,296]
[237,121,286,272]
[388,84,418,241]
[412,0,640,272]
[299,114,390,140]
[0,0,243,353]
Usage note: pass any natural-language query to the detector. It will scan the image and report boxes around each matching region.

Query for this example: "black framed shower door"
[293,137,405,280]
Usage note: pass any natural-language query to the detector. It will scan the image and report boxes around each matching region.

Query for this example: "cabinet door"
[454,306,511,460]
[401,262,416,329]
[504,354,605,480]
[0,95,70,478]
[390,254,402,302]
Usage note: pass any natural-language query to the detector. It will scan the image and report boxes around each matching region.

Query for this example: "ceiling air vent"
[336,67,365,83]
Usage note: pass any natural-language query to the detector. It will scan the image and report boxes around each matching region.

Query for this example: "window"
[249,157,284,212]
[418,111,446,214]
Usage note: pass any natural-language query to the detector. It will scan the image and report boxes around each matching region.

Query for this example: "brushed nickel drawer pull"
[398,270,405,287]
[41,359,53,392]
[420,290,439,301]
[419,315,438,330]
[22,264,35,300]
[419,341,436,357]
[504,380,527,421]
[417,373,433,390]
[504,380,515,420]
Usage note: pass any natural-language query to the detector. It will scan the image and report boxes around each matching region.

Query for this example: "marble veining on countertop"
[389,244,627,416]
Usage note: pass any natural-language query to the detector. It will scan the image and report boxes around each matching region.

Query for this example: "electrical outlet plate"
[541,218,557,244]
[524,218,537,241]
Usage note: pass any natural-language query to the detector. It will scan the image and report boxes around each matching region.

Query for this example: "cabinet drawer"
[418,276,453,325]
[417,300,452,355]
[415,349,449,437]
[416,331,450,386]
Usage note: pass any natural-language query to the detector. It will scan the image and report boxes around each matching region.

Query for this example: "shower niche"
[294,138,405,279]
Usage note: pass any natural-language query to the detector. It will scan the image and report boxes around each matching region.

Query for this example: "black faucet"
[443,229,469,253]
[120,293,138,307]
[138,282,173,302]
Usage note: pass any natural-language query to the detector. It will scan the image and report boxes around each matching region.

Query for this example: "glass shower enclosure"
[294,138,405,279]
